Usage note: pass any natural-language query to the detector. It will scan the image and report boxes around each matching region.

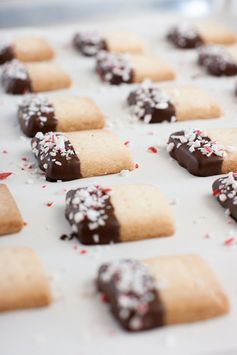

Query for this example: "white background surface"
[0,13,237,355]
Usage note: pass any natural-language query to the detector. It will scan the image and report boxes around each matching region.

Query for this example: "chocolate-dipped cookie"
[2,60,71,95]
[167,22,236,49]
[127,82,221,123]
[65,184,174,244]
[212,172,237,221]
[73,30,143,57]
[0,36,54,65]
[18,94,105,137]
[95,51,175,85]
[97,255,229,331]
[32,130,134,182]
[167,128,237,177]
[198,45,237,76]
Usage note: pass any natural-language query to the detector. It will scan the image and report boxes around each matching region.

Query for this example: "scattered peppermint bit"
[2,150,8,154]
[80,249,87,255]
[0,172,13,180]
[119,169,130,177]
[135,163,139,169]
[223,237,236,247]
[46,201,53,207]
[124,140,130,146]
[147,146,158,154]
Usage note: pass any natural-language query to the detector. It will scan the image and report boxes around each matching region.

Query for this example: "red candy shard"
[148,146,158,154]
[224,237,235,246]
[46,201,53,207]
[80,249,87,255]
[135,163,139,168]
[124,140,130,146]
[101,293,109,303]
[0,172,13,180]
[102,187,111,193]
[213,189,220,197]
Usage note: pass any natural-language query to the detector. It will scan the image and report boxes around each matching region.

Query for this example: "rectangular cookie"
[31,130,134,182]
[198,45,237,76]
[95,51,175,85]
[18,94,105,137]
[0,36,54,65]
[65,184,175,244]
[0,184,24,236]
[127,83,221,123]
[212,172,237,222]
[1,60,71,95]
[167,128,237,177]
[0,247,51,312]
[167,22,236,49]
[97,255,229,331]
[73,30,144,57]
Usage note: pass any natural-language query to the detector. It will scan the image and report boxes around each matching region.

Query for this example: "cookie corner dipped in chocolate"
[212,172,237,221]
[31,131,81,182]
[18,95,58,137]
[65,185,120,244]
[167,24,204,49]
[95,51,134,85]
[167,128,224,176]
[127,82,176,123]
[198,45,237,76]
[0,41,15,65]
[97,259,164,331]
[1,59,32,94]
[73,31,107,57]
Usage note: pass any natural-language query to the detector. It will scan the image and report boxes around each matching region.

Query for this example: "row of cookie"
[2,45,237,98]
[1,21,235,64]
[13,82,224,140]
[1,162,236,240]
[0,246,230,333]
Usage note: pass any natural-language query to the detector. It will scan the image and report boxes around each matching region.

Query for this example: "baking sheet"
[0,12,237,355]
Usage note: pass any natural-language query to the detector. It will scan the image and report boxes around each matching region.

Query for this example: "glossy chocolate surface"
[18,95,58,137]
[168,129,224,177]
[31,132,81,182]
[65,185,120,244]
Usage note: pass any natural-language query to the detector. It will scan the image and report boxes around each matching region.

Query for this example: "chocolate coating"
[31,132,81,182]
[213,173,237,221]
[0,44,15,65]
[1,60,32,95]
[18,95,58,137]
[96,51,134,85]
[167,25,204,49]
[168,130,223,177]
[73,31,107,57]
[97,259,164,331]
[127,84,176,123]
[65,186,120,244]
[198,45,237,76]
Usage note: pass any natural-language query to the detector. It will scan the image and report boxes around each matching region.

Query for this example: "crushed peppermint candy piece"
[0,172,13,180]
[147,146,158,154]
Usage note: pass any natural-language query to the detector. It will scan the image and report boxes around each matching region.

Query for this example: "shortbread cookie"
[95,51,175,85]
[198,45,237,76]
[32,130,134,182]
[167,22,236,49]
[73,30,144,56]
[18,94,105,137]
[65,184,174,244]
[127,82,221,123]
[0,247,51,312]
[167,128,237,177]
[97,255,229,331]
[212,172,237,221]
[1,60,71,95]
[0,184,24,236]
[0,36,54,65]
